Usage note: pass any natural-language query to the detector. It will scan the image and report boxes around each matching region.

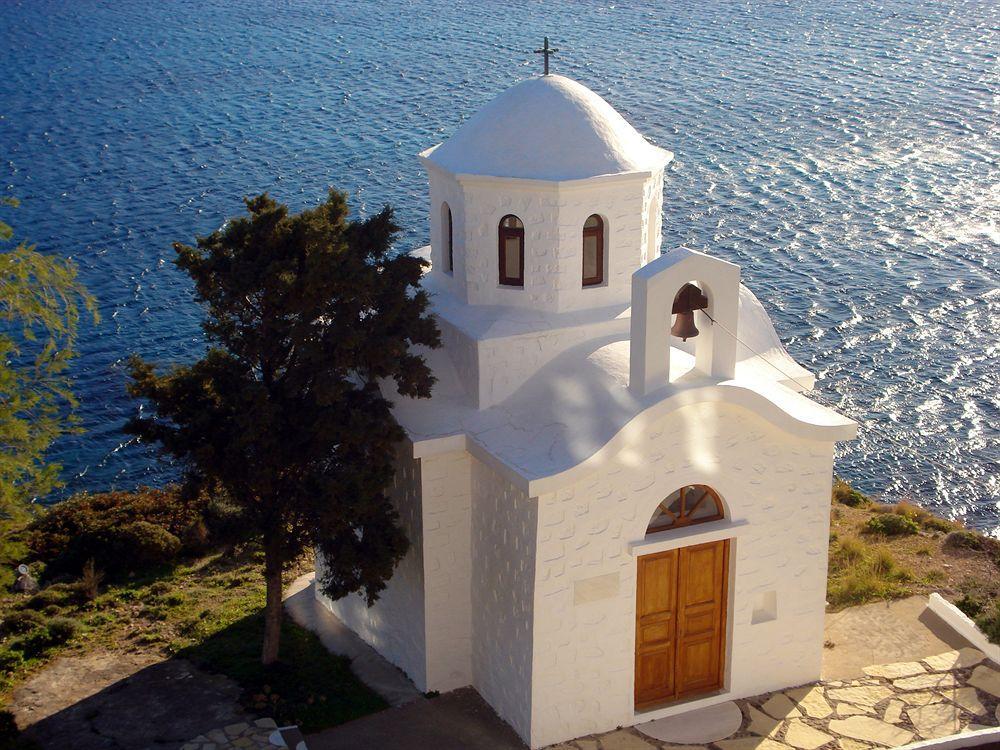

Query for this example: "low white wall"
[528,399,836,748]
[897,728,1000,749]
[927,593,1000,664]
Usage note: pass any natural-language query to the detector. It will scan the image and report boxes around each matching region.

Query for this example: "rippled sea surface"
[1,0,997,531]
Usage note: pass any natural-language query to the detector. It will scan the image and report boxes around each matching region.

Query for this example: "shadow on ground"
[305,686,527,750]
[13,650,253,750]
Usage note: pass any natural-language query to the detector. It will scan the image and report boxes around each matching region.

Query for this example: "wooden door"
[635,540,728,709]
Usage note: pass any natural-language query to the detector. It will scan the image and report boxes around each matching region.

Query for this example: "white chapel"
[317,72,857,748]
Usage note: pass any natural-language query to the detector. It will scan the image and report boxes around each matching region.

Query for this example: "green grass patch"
[827,538,913,608]
[180,613,386,732]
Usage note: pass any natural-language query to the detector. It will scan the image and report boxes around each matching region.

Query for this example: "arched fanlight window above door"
[582,214,604,287]
[498,215,524,287]
[646,485,724,534]
[442,202,453,273]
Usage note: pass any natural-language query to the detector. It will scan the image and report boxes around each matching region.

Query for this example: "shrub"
[45,617,79,644]
[956,594,983,619]
[0,648,24,673]
[827,545,912,608]
[22,583,85,611]
[26,486,208,578]
[832,479,869,507]
[865,513,919,537]
[944,530,984,551]
[0,611,45,636]
[921,515,956,533]
[975,600,1000,645]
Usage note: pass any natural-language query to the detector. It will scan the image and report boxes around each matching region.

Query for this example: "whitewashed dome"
[423,75,672,181]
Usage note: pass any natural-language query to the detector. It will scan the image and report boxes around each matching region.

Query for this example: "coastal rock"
[12,573,38,594]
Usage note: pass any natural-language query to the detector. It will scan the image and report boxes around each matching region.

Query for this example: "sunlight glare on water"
[0,0,997,532]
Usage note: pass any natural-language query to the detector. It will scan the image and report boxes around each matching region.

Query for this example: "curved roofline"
[411,380,856,497]
[419,148,673,188]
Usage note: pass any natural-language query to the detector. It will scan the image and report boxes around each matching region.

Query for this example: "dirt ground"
[12,649,253,750]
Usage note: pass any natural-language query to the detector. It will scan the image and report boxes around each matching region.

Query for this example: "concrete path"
[305,687,527,750]
[823,595,970,680]
[283,573,422,707]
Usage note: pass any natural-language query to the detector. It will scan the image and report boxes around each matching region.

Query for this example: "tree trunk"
[261,543,283,665]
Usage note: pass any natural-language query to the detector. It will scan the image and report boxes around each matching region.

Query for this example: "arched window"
[582,214,604,287]
[442,202,453,273]
[498,215,524,287]
[646,485,724,534]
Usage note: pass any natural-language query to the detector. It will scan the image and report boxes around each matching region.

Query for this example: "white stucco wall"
[425,168,663,315]
[420,450,474,691]
[528,400,835,748]
[470,456,538,742]
[316,444,428,690]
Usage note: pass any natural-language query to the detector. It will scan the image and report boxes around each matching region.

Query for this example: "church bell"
[671,283,710,342]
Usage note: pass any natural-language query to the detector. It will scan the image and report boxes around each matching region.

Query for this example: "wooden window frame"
[646,485,724,534]
[582,214,604,287]
[498,214,525,287]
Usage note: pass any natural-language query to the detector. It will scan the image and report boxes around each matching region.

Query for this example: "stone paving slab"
[547,646,999,750]
[182,718,281,750]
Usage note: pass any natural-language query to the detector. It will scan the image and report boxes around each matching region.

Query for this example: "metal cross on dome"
[534,37,558,75]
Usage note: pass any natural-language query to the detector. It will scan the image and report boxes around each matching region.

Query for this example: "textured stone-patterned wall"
[435,173,662,314]
[528,400,835,747]
[421,450,474,691]
[428,171,467,302]
[316,444,428,690]
[471,456,538,742]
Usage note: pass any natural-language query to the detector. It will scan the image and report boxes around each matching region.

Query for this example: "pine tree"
[127,190,440,663]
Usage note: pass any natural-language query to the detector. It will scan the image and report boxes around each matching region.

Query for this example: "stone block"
[827,716,913,747]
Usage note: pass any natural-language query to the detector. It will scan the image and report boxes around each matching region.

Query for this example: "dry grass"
[828,487,1000,612]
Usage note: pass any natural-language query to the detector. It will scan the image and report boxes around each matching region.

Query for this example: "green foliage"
[26,486,208,577]
[956,593,983,619]
[865,513,919,537]
[0,610,44,636]
[975,600,1000,645]
[126,190,440,661]
[0,199,98,513]
[832,478,869,507]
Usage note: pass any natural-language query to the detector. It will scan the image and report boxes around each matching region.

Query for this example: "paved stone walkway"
[547,649,1000,750]
[181,718,281,749]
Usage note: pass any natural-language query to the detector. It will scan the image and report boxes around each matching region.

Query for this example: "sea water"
[1,0,997,532]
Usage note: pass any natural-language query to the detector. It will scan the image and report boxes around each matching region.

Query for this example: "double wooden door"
[634,540,729,709]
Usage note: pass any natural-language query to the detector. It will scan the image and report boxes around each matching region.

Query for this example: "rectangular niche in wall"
[751,590,778,624]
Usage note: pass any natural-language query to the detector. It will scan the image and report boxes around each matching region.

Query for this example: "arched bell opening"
[668,280,714,382]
